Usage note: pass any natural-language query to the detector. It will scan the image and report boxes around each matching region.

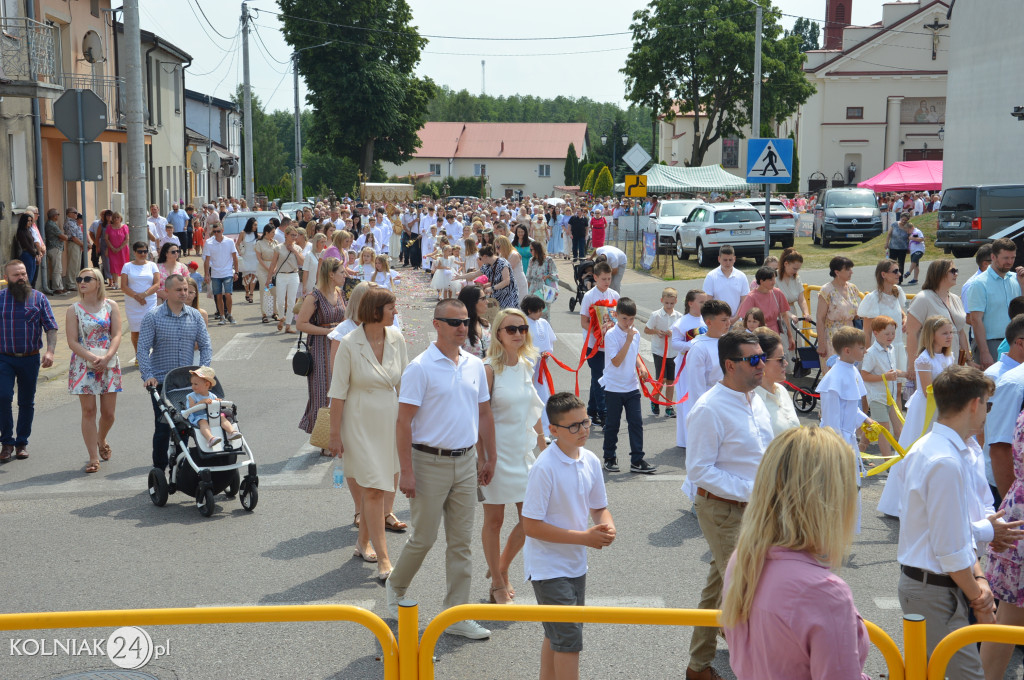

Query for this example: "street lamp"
[600,133,630,177]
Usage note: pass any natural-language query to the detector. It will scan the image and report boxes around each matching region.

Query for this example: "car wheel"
[822,232,831,248]
[676,237,689,261]
[781,238,794,249]
[696,241,713,267]
[754,254,765,266]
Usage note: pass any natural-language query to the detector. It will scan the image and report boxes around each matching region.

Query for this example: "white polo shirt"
[646,307,683,359]
[522,442,608,580]
[580,286,620,349]
[601,324,641,393]
[203,236,238,279]
[702,266,749,316]
[399,343,489,450]
[861,341,898,403]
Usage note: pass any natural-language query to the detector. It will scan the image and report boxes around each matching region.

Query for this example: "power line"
[188,31,240,76]
[251,22,291,65]
[188,0,238,40]
[777,11,952,40]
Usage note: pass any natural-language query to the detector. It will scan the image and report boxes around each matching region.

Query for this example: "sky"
[145,0,891,115]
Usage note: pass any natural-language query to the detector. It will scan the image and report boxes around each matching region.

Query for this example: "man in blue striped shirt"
[137,274,212,469]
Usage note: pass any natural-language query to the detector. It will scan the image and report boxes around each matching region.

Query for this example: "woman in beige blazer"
[328,286,409,581]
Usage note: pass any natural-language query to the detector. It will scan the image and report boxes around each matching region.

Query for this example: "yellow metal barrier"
[801,283,915,343]
[0,605,399,680]
[903,615,927,680]
[866,618,908,680]
[926,623,1024,680]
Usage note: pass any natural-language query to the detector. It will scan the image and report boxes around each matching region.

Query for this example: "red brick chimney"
[824,0,851,49]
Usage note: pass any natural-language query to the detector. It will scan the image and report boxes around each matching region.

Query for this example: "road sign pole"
[764,184,771,264]
[76,90,88,273]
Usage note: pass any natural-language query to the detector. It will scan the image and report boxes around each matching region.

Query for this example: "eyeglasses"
[550,418,592,434]
[888,269,900,274]
[168,249,180,254]
[987,402,993,413]
[212,230,223,234]
[949,268,959,275]
[75,276,95,284]
[728,353,768,367]
[769,355,788,365]
[434,317,471,327]
[500,325,530,335]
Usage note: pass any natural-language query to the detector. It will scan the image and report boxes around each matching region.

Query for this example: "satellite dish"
[189,151,206,174]
[82,31,103,64]
[207,149,222,172]
[223,158,240,177]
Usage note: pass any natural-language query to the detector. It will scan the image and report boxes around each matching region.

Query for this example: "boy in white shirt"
[523,392,615,680]
[676,299,731,452]
[601,298,655,474]
[701,245,748,321]
[906,225,925,285]
[859,316,906,458]
[644,287,683,417]
[579,262,619,426]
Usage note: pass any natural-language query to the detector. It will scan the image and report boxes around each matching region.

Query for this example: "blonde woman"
[481,308,545,604]
[275,226,305,333]
[254,224,279,323]
[722,427,868,680]
[302,233,327,294]
[66,267,122,473]
[296,257,347,436]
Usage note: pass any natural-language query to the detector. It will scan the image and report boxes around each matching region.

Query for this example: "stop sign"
[53,89,107,142]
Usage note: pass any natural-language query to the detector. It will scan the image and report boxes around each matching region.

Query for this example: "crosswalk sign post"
[746,138,794,262]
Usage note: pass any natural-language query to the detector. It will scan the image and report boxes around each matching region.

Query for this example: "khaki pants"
[63,242,83,288]
[688,494,745,673]
[47,248,63,290]
[387,448,477,610]
[897,572,984,680]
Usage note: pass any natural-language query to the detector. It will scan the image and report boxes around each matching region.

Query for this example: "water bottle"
[333,459,345,489]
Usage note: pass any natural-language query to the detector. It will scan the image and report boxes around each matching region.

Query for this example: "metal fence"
[41,73,127,131]
[0,17,58,83]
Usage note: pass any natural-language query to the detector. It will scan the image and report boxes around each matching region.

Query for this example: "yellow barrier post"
[864,620,906,680]
[398,600,419,680]
[927,624,1024,680]
[903,614,927,680]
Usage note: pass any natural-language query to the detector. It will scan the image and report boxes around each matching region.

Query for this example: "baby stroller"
[567,259,596,312]
[146,366,259,517]
[788,318,823,415]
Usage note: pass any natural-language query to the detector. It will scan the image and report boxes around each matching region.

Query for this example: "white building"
[942,0,1023,187]
[656,108,754,180]
[184,90,242,204]
[381,122,588,198]
[795,0,950,192]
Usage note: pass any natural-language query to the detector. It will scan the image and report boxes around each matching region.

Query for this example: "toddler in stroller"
[186,366,242,448]
[567,259,596,312]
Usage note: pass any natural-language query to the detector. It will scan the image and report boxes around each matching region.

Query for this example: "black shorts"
[652,354,676,381]
[910,251,923,263]
[531,575,586,653]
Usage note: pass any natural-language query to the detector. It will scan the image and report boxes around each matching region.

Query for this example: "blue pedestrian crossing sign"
[746,138,793,184]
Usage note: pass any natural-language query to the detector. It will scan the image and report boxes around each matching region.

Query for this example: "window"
[8,131,29,209]
[474,163,487,176]
[846,106,864,119]
[721,137,739,168]
[429,163,441,176]
[538,164,551,177]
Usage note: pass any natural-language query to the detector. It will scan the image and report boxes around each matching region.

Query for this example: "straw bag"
[309,407,331,450]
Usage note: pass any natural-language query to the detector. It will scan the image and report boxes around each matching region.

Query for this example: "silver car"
[737,198,795,249]
[653,199,703,252]
[676,202,768,267]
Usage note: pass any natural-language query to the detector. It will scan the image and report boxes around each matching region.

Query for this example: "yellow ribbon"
[859,384,938,478]
[883,378,905,425]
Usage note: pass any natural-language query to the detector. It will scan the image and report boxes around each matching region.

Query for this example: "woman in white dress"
[857,259,908,372]
[119,241,159,361]
[777,249,810,360]
[480,308,545,605]
[877,315,956,517]
[236,217,259,303]
[752,329,800,437]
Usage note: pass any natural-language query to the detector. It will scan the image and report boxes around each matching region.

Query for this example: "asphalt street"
[0,257,1016,680]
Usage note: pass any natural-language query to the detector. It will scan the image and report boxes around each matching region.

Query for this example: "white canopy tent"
[614,164,755,195]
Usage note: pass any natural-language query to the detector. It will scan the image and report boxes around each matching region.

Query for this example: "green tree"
[581,169,596,193]
[302,150,360,197]
[622,0,815,167]
[779,131,800,193]
[787,17,820,52]
[564,142,579,185]
[232,86,287,190]
[593,166,614,196]
[278,0,436,174]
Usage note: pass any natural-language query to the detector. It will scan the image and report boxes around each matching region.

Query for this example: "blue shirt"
[167,209,188,232]
[136,302,212,384]
[0,289,58,354]
[967,267,1022,340]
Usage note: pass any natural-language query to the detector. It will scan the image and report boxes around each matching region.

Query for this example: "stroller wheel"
[196,486,216,517]
[148,468,168,507]
[568,297,577,312]
[240,478,259,512]
[224,470,241,499]
[792,389,817,415]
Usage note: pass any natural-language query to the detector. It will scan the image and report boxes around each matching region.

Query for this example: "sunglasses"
[434,317,471,327]
[550,418,592,434]
[949,268,959,275]
[501,325,530,335]
[168,249,180,254]
[728,353,768,367]
[134,249,148,253]
[75,276,96,284]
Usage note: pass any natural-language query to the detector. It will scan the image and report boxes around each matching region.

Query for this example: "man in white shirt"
[684,330,773,680]
[913,193,925,216]
[897,366,1023,680]
[701,246,748,321]
[147,204,167,250]
[386,299,497,641]
[579,262,620,426]
[594,245,628,293]
[330,207,345,232]
[157,224,180,252]
[984,317,1024,502]
[203,224,239,325]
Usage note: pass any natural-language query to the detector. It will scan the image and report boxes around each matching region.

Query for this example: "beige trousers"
[64,242,83,288]
[387,448,477,610]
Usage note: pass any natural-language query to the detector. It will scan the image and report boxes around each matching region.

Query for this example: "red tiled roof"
[414,122,587,160]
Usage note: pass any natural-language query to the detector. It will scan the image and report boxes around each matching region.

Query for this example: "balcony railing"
[41,73,129,132]
[0,17,58,84]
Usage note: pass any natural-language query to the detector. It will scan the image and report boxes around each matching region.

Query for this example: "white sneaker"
[445,620,491,640]
[227,431,243,441]
[384,578,400,620]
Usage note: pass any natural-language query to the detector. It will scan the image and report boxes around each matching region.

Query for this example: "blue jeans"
[150,383,172,469]
[572,236,587,260]
[586,351,606,419]
[210,276,234,296]
[0,353,41,446]
[603,389,644,465]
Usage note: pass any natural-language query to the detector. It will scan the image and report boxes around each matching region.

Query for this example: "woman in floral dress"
[525,240,558,321]
[815,255,862,360]
[295,257,347,437]
[66,267,122,473]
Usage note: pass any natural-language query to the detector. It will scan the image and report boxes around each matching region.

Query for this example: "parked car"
[280,201,313,216]
[221,211,284,237]
[811,188,884,246]
[736,197,796,249]
[652,199,703,253]
[936,184,1024,257]
[676,203,768,267]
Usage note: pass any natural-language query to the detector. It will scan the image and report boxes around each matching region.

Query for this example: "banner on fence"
[642,231,657,270]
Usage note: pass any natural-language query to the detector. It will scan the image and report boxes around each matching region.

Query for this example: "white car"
[736,198,796,249]
[653,199,703,252]
[676,202,768,267]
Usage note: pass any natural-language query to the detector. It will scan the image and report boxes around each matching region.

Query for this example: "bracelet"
[975,575,988,581]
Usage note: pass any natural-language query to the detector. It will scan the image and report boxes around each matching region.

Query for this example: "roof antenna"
[481,60,486,95]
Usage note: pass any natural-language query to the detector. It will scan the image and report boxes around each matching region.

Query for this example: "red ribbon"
[783,380,820,399]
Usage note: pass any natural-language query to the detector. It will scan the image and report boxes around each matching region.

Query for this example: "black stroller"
[788,318,823,415]
[567,259,596,312]
[146,366,259,517]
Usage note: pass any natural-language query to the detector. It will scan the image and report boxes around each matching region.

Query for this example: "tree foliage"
[277,0,436,174]
[564,142,579,185]
[787,17,820,52]
[581,169,596,193]
[593,166,614,196]
[231,86,287,195]
[622,0,815,167]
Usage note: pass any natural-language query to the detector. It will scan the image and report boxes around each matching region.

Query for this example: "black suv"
[811,188,884,247]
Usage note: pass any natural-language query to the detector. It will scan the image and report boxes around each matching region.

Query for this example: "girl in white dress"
[463,236,480,273]
[357,247,376,281]
[447,244,465,296]
[368,254,401,290]
[877,315,955,517]
[481,308,545,605]
[430,244,455,300]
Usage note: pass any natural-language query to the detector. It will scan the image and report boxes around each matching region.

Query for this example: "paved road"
[0,262,1009,680]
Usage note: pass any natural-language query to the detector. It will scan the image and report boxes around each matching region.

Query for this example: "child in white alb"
[523,294,557,430]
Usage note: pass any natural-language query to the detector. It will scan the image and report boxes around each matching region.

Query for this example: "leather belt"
[901,565,957,589]
[697,487,748,508]
[413,443,469,457]
[1,350,40,357]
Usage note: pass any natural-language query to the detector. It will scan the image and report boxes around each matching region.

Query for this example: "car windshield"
[660,203,695,217]
[826,190,877,209]
[714,209,762,224]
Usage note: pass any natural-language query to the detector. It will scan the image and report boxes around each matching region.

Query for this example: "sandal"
[85,461,99,473]
[384,513,407,533]
[99,443,112,461]
[353,512,361,528]
[489,585,512,605]
[272,313,280,321]
[353,545,378,563]
[277,319,284,331]
[262,315,269,324]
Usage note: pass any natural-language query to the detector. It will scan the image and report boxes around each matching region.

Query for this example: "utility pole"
[293,52,303,203]
[751,2,763,200]
[123,0,148,244]
[241,2,255,206]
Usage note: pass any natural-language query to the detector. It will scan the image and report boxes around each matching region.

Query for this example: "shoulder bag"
[270,248,293,288]
[291,295,317,377]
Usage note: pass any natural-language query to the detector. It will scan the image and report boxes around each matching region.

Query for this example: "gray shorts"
[530,574,586,653]
[868,400,891,424]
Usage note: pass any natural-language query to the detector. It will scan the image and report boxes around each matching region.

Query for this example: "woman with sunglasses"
[858,259,908,374]
[120,241,160,360]
[753,328,800,437]
[66,267,122,473]
[905,259,971,367]
[480,308,545,604]
[155,242,189,302]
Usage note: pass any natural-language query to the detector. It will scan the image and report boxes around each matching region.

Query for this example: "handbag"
[309,406,331,449]
[292,333,314,376]
[269,249,293,288]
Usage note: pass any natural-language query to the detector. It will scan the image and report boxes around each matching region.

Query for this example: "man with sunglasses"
[683,330,773,680]
[386,299,497,641]
[203,225,239,325]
